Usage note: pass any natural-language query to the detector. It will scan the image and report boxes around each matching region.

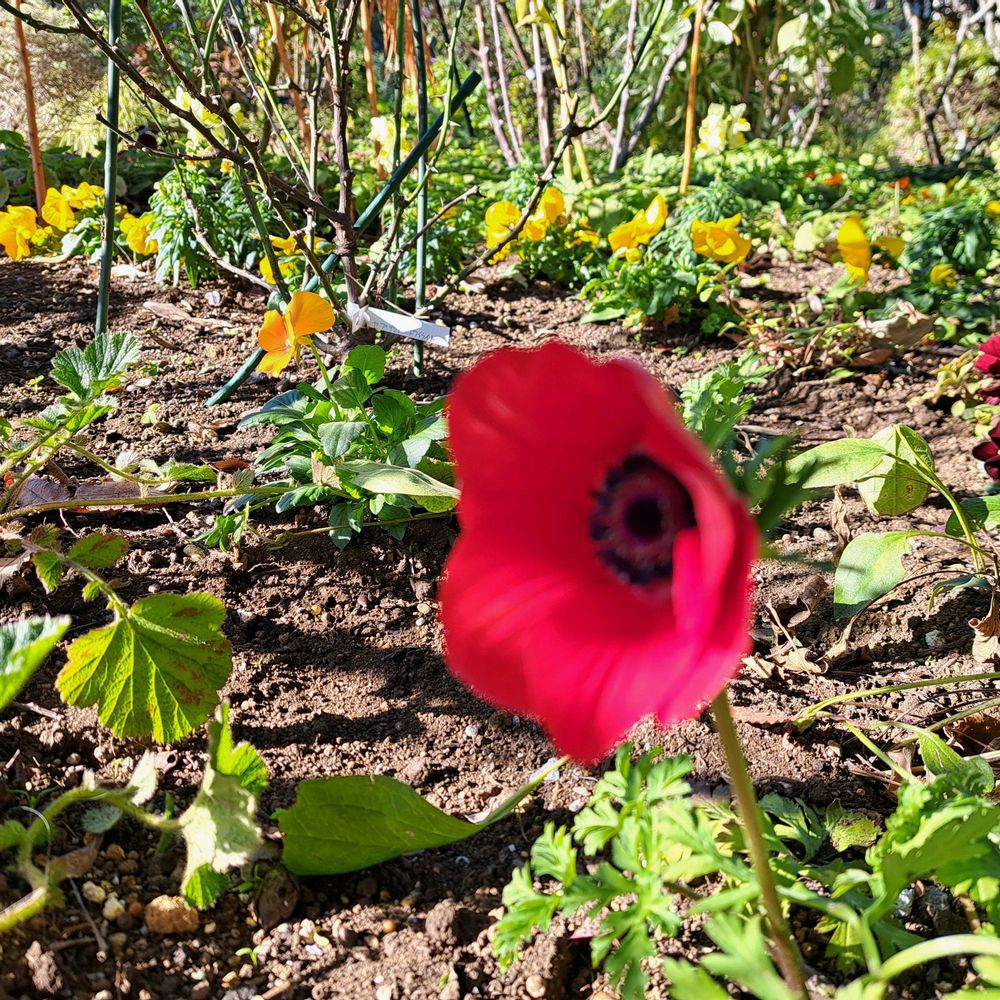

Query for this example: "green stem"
[410,0,429,378]
[95,0,121,337]
[0,484,289,525]
[796,670,1000,729]
[307,342,334,396]
[876,934,1000,983]
[711,689,808,998]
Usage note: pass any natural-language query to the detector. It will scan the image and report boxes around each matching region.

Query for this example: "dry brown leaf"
[857,300,935,350]
[830,486,852,557]
[970,593,1000,663]
[948,712,1000,755]
[11,476,72,509]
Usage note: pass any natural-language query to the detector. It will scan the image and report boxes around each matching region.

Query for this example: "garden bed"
[0,257,995,1000]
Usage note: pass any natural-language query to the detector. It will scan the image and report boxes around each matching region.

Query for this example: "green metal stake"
[205,70,481,406]
[94,0,122,338]
[410,0,429,378]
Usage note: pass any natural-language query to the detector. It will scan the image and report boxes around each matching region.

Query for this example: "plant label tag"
[347,302,450,348]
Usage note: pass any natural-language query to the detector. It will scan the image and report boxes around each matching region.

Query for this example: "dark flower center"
[590,454,696,587]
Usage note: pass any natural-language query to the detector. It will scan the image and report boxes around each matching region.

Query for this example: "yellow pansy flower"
[257,291,335,376]
[64,182,103,210]
[569,218,600,248]
[485,200,520,261]
[608,195,668,252]
[120,212,159,256]
[836,214,872,286]
[930,263,958,288]
[537,187,565,225]
[691,213,751,265]
[41,187,75,231]
[0,205,38,260]
[988,201,1000,220]
[873,235,905,259]
[522,214,547,241]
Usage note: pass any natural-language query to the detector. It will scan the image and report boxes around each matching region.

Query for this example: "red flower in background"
[439,342,758,763]
[973,423,1000,481]
[974,336,1000,378]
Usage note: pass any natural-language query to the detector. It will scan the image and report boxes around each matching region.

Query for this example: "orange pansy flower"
[257,291,335,376]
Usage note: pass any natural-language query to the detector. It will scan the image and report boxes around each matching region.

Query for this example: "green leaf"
[825,802,879,852]
[32,551,64,593]
[702,914,796,1000]
[945,496,1000,537]
[857,426,932,517]
[833,531,919,619]
[338,460,459,500]
[68,532,128,570]
[896,722,995,792]
[279,775,481,876]
[279,761,552,876]
[51,333,141,402]
[330,368,372,409]
[344,345,386,385]
[0,616,70,712]
[327,501,359,549]
[57,592,233,743]
[318,421,367,459]
[372,390,416,433]
[787,439,887,490]
[662,959,729,1000]
[830,52,856,95]
[178,703,265,907]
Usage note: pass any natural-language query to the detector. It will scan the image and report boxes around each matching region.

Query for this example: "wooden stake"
[12,0,46,218]
[679,0,705,196]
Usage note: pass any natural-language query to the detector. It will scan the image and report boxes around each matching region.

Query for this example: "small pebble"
[82,881,106,904]
[525,974,546,998]
[102,895,126,922]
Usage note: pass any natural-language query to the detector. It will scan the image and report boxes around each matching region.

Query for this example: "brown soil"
[0,258,996,1000]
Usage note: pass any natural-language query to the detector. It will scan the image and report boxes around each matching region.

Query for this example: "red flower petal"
[439,342,758,763]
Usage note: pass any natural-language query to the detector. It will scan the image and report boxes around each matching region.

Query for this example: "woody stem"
[711,688,808,998]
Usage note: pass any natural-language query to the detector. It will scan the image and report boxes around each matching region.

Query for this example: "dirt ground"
[0,257,996,1000]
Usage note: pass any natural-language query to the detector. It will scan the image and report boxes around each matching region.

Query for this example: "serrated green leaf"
[178,703,265,908]
[184,865,231,909]
[51,333,140,402]
[662,958,729,1000]
[0,616,70,711]
[834,531,919,619]
[57,592,232,742]
[68,532,128,570]
[32,551,64,593]
[81,580,103,603]
[857,426,932,516]
[702,914,796,1000]
[825,802,879,852]
[787,438,887,490]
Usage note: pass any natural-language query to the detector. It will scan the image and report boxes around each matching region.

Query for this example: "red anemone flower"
[974,336,1000,378]
[438,342,758,763]
[973,422,1000,481]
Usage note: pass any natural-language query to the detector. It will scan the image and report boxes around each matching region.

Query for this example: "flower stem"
[711,688,808,998]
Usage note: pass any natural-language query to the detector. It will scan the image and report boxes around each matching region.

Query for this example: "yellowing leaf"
[57,592,233,743]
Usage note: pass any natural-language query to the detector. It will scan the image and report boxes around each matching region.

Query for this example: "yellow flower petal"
[258,309,292,355]
[836,215,871,285]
